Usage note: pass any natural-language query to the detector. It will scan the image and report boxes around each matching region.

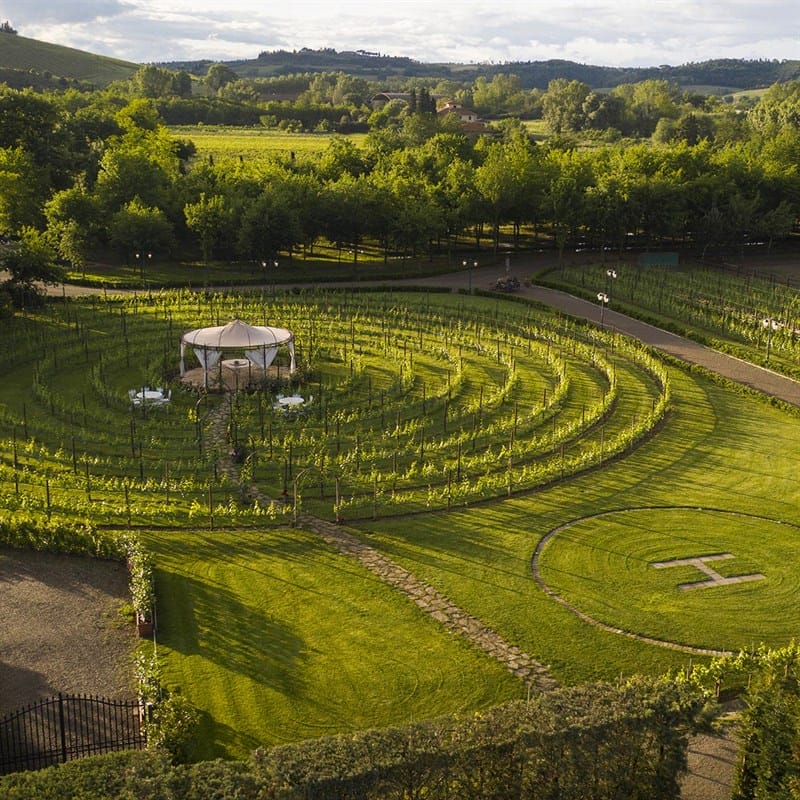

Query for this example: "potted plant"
[229,443,248,464]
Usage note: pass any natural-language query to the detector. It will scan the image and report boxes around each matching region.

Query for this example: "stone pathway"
[203,389,558,693]
[206,395,241,484]
[297,512,559,693]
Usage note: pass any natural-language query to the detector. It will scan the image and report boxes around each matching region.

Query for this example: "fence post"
[58,693,68,764]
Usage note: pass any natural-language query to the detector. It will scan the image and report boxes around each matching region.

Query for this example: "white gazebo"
[180,319,296,389]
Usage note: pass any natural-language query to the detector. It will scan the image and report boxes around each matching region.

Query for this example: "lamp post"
[462,259,477,293]
[262,259,279,294]
[605,268,617,303]
[135,251,152,282]
[597,292,609,329]
[762,317,780,364]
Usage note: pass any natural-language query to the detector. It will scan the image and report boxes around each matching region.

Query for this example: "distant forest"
[162,48,800,92]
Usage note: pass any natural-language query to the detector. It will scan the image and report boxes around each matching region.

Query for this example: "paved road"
[407,262,800,408]
[49,257,800,408]
[524,284,800,408]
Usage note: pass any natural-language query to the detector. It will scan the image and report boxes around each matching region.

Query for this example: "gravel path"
[377,257,800,407]
[0,548,135,716]
[523,283,800,406]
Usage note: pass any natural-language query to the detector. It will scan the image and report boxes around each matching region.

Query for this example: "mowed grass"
[149,525,522,760]
[8,282,800,754]
[353,366,800,684]
[538,508,800,651]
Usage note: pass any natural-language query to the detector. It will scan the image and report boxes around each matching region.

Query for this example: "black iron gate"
[0,693,146,775]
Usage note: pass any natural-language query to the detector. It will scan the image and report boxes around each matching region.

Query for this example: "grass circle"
[534,507,800,654]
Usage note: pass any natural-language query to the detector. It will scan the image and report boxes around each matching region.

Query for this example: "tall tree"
[184,192,231,263]
[0,226,64,305]
[236,191,300,262]
[321,174,383,266]
[205,64,239,94]
[108,198,174,264]
[542,79,590,134]
[0,146,44,233]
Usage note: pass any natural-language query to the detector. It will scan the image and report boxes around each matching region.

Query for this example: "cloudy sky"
[2,0,798,68]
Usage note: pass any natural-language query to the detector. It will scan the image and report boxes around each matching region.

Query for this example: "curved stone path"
[202,387,560,693]
[206,397,245,485]
[298,512,559,692]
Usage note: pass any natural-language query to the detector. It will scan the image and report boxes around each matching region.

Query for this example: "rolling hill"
[163,49,800,93]
[0,32,138,88]
[0,32,798,95]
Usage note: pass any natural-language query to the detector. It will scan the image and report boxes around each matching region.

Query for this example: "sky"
[2,0,799,68]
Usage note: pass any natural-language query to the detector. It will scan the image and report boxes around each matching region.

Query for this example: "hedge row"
[0,677,703,799]
[0,512,124,560]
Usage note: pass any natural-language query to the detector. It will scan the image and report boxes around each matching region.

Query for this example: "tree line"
[64,60,782,133]
[178,48,800,93]
[1,73,800,301]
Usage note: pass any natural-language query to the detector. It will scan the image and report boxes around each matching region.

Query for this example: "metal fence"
[0,693,146,775]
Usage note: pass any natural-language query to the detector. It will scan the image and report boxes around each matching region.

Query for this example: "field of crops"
[171,125,367,163]
[549,259,800,378]
[0,289,667,526]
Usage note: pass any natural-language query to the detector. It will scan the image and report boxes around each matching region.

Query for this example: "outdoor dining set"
[273,393,311,413]
[128,386,171,407]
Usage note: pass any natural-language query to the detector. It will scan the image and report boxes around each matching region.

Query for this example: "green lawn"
[150,525,521,760]
[66,245,458,288]
[538,508,800,651]
[351,367,800,684]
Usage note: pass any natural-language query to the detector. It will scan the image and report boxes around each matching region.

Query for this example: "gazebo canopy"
[180,319,296,383]
[181,319,292,350]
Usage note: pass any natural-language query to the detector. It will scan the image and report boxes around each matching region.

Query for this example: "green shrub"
[0,512,123,558]
[123,533,155,622]
[0,678,702,799]
[146,692,202,765]
[0,750,171,800]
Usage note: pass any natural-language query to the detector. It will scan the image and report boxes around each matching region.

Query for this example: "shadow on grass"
[154,563,308,698]
[189,706,266,762]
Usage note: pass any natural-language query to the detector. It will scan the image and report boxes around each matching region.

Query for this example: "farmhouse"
[436,101,490,133]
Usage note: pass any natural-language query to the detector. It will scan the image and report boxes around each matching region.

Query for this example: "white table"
[277,395,304,408]
[131,389,168,406]
[222,358,250,370]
